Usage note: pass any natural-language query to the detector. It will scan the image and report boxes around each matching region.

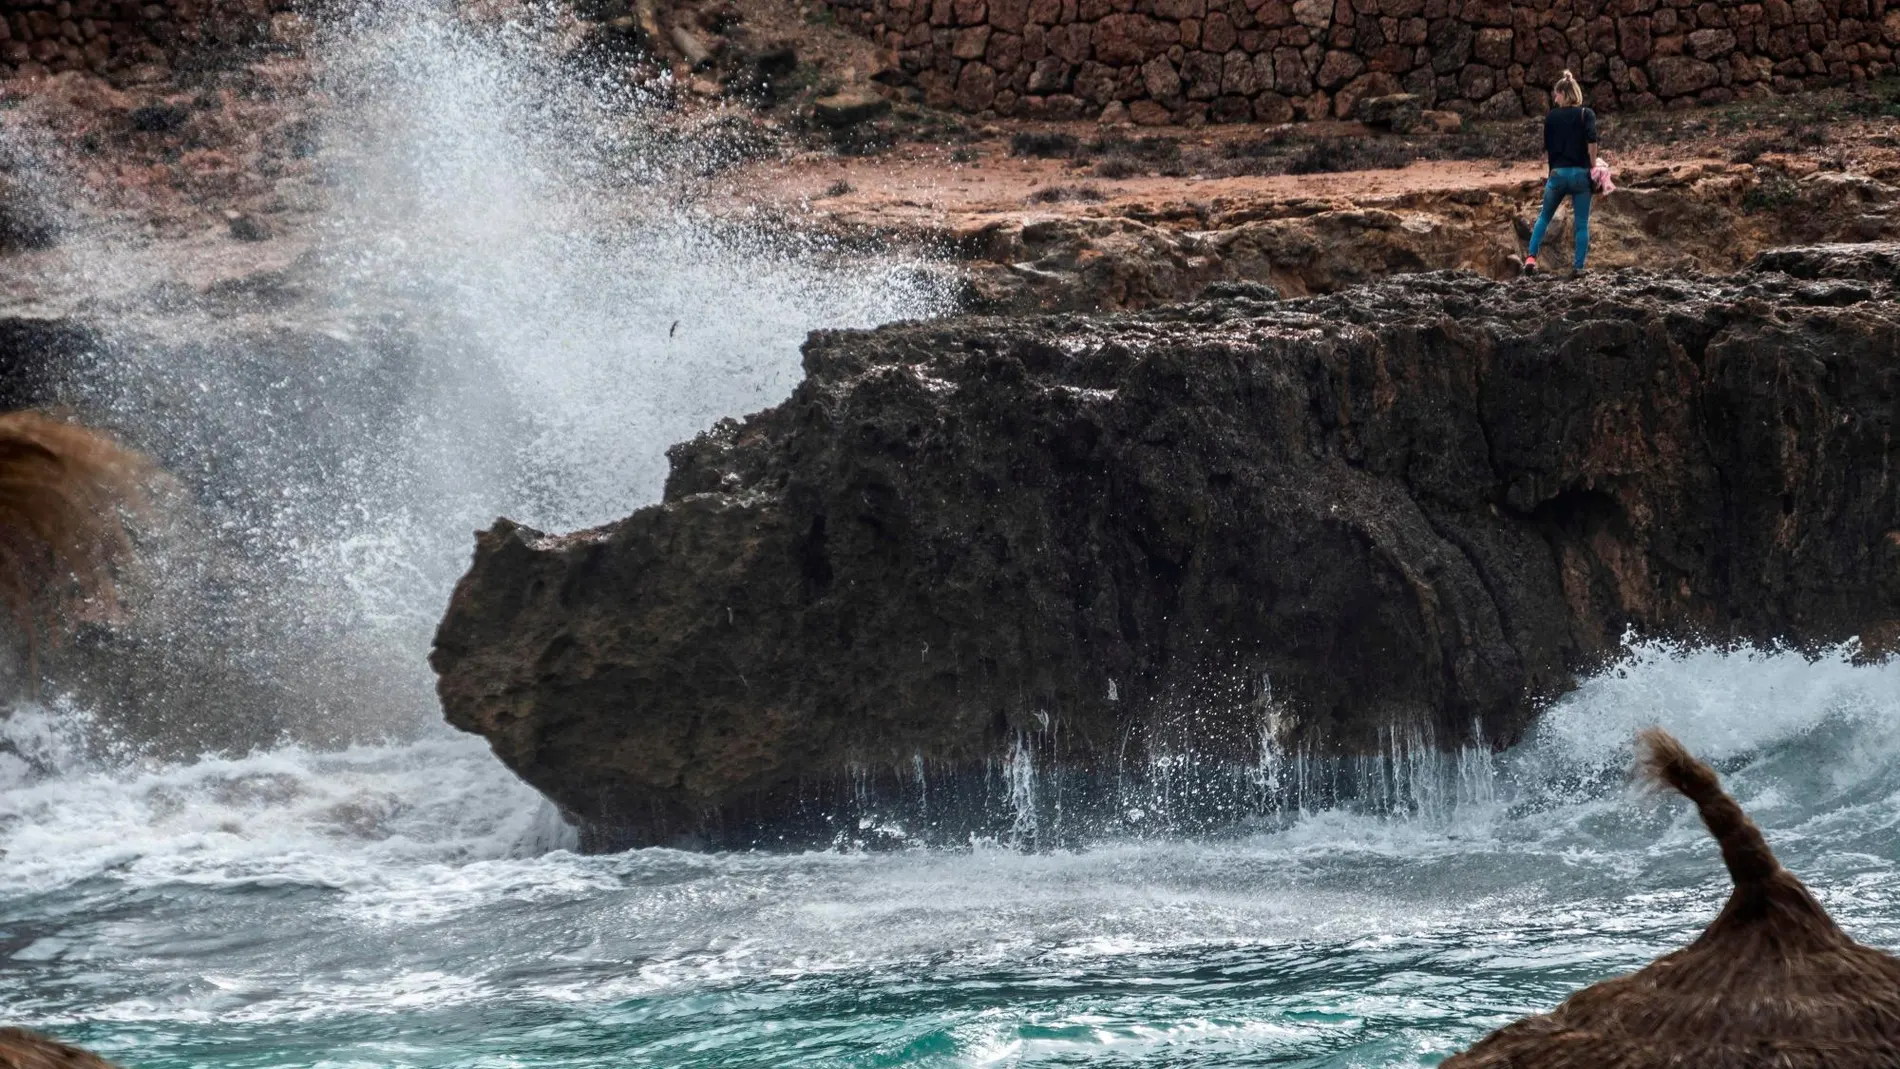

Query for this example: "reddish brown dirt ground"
[730,101,1900,237]
[7,28,1900,312]
[743,140,1552,224]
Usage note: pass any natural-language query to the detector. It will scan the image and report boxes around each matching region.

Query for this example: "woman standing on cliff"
[1523,71,1598,275]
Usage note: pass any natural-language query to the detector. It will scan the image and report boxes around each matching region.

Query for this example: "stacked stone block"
[0,0,288,81]
[824,0,1900,121]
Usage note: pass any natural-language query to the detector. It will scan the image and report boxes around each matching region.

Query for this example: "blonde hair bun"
[1554,70,1585,107]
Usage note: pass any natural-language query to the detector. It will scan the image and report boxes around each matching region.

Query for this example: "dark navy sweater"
[1544,106,1598,169]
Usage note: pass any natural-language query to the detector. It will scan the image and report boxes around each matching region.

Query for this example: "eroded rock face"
[433,258,1900,849]
[929,162,1900,315]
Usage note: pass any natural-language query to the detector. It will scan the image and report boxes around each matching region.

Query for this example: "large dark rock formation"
[432,252,1900,849]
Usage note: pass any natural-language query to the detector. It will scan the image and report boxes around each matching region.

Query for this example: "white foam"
[1526,638,1900,771]
[0,708,573,896]
[8,640,1900,1063]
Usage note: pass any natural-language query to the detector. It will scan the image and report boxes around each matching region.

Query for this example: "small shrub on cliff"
[1199,131,1421,177]
[1087,134,1181,162]
[1843,87,1900,118]
[1010,131,1080,158]
[1732,124,1830,164]
[1442,120,1539,162]
[129,103,190,133]
[1283,136,1416,175]
[1221,133,1292,158]
[688,113,781,171]
[1196,135,1289,177]
[1027,183,1106,203]
[1731,134,1780,164]
[0,172,57,251]
[1742,172,1801,214]
[1091,155,1146,178]
[1203,139,1288,176]
[828,123,894,157]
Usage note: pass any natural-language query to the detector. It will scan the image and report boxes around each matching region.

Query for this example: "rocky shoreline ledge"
[432,244,1900,849]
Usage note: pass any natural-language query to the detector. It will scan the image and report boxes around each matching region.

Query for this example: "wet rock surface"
[1749,240,1900,282]
[433,252,1900,849]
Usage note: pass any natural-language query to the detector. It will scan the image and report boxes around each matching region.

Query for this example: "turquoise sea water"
[6,643,1899,1068]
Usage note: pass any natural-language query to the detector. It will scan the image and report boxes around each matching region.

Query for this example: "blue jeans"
[1528,167,1593,269]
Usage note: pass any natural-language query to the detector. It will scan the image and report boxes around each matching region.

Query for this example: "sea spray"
[13,0,951,751]
[0,708,573,895]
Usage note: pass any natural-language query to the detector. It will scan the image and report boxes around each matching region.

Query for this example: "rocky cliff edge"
[432,245,1900,849]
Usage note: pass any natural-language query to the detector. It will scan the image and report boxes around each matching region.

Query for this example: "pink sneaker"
[1522,255,1539,275]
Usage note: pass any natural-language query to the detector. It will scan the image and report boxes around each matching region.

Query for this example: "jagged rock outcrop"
[432,254,1900,849]
[892,162,1900,314]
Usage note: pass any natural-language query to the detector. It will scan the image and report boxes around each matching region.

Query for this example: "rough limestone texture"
[0,0,295,82]
[949,160,1900,312]
[825,0,1900,123]
[433,251,1900,849]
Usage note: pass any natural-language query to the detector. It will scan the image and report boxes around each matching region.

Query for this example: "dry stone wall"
[0,0,291,81]
[825,0,1900,122]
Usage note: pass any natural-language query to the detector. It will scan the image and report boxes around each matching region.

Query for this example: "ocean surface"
[5,642,1900,1068]
[4,4,1899,1066]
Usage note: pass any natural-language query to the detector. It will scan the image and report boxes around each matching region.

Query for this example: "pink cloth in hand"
[1590,160,1616,195]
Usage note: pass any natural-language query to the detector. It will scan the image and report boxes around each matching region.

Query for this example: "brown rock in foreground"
[432,251,1900,850]
[0,411,158,679]
[1442,728,1900,1068]
[0,1028,121,1069]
